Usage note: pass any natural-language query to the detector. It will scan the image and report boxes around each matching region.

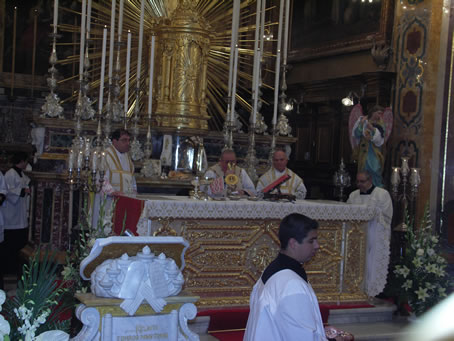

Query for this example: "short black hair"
[357,171,372,181]
[111,129,130,141]
[279,213,319,250]
[12,152,29,165]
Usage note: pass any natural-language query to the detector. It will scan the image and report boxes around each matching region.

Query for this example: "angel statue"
[349,104,393,187]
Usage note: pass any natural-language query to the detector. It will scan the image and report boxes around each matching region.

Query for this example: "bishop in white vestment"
[347,171,393,297]
[203,149,256,197]
[256,150,307,199]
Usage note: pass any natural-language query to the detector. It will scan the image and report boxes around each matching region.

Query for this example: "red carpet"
[198,303,372,341]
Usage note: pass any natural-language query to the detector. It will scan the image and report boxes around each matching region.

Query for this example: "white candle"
[98,26,107,113]
[118,0,124,42]
[108,0,116,81]
[227,0,240,109]
[272,0,285,126]
[87,0,92,35]
[77,150,83,169]
[91,150,98,170]
[148,35,156,116]
[251,0,261,107]
[79,0,87,78]
[68,148,74,170]
[53,0,58,34]
[100,151,106,172]
[283,0,290,63]
[251,0,263,127]
[137,0,145,86]
[230,45,239,125]
[84,138,91,157]
[124,30,132,117]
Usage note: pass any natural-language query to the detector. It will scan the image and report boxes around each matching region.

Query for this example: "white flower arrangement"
[393,207,452,316]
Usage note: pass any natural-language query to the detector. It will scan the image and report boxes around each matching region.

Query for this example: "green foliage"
[392,205,452,316]
[61,195,116,294]
[4,249,70,340]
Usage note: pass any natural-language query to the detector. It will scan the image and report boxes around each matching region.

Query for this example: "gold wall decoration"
[153,1,211,130]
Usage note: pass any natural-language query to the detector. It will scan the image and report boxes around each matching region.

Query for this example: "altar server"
[244,213,352,341]
[256,149,307,199]
[203,149,256,197]
[103,129,137,195]
[0,152,31,277]
[347,171,393,297]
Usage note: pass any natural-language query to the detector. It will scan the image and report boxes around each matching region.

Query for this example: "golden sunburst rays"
[54,0,278,131]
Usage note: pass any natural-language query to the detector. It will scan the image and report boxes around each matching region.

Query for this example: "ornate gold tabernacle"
[153,0,212,130]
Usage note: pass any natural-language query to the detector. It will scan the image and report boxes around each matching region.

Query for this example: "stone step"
[334,319,409,341]
[328,299,397,324]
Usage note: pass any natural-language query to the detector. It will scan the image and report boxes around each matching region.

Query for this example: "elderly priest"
[202,149,256,197]
[256,149,307,199]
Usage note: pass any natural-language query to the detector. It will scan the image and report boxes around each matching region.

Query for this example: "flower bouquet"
[393,206,452,316]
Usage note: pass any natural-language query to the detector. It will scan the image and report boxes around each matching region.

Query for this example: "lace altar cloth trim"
[136,196,377,221]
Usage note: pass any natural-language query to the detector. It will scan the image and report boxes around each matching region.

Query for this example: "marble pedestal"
[72,292,200,341]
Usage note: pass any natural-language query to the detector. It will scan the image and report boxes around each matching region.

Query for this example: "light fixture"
[341,92,354,106]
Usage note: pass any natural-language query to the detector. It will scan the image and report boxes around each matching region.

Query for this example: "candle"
[124,30,132,117]
[86,0,92,35]
[79,0,87,78]
[84,138,91,157]
[148,35,156,116]
[108,0,116,82]
[391,167,400,186]
[137,0,145,85]
[229,45,239,125]
[283,0,290,64]
[53,0,59,34]
[77,150,83,169]
[410,168,421,186]
[91,150,98,170]
[100,151,106,172]
[272,0,285,126]
[11,7,17,96]
[118,0,124,42]
[227,0,240,110]
[401,157,410,177]
[98,26,107,113]
[251,0,261,105]
[68,149,74,170]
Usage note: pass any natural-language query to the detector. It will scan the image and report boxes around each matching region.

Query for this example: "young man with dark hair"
[244,213,352,341]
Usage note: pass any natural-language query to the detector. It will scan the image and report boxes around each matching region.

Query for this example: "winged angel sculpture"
[349,104,393,187]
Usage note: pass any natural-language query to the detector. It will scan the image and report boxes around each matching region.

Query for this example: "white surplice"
[1,168,30,230]
[244,269,327,341]
[347,186,393,297]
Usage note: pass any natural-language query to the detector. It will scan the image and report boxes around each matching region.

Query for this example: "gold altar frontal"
[138,197,374,308]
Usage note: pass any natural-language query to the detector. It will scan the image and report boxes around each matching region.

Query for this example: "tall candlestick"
[98,26,107,113]
[251,0,261,106]
[272,0,285,126]
[137,0,145,85]
[283,0,290,64]
[108,0,116,81]
[230,45,239,125]
[79,0,87,78]
[124,30,132,118]
[148,35,156,116]
[53,0,59,34]
[118,0,124,42]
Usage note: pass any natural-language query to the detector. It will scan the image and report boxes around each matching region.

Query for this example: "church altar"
[117,195,377,307]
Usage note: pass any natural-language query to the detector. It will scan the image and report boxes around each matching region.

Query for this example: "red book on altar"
[261,174,291,193]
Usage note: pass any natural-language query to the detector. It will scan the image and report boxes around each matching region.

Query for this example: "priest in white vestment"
[347,171,393,297]
[202,149,256,197]
[256,149,307,199]
[245,214,342,341]
[103,129,137,195]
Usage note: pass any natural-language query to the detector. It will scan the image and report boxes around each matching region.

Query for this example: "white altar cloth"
[135,195,377,222]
